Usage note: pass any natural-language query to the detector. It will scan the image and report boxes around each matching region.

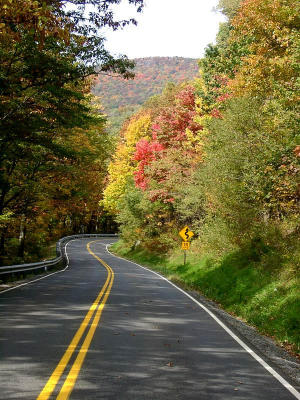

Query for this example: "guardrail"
[0,234,118,281]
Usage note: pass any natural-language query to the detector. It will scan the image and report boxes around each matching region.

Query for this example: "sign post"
[179,226,194,265]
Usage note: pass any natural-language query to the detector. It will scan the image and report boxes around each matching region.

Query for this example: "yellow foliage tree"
[229,0,299,103]
[102,113,152,213]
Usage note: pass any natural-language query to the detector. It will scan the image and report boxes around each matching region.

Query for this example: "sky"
[104,0,226,59]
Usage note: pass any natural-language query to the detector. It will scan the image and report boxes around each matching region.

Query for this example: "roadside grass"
[111,240,300,356]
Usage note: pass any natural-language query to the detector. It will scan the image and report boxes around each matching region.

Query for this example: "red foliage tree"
[133,85,203,198]
[134,139,164,190]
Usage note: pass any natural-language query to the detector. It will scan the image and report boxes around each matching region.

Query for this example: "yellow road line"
[36,241,113,400]
[57,267,114,399]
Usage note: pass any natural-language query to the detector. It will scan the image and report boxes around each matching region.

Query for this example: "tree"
[134,85,203,198]
[230,0,299,102]
[107,83,204,251]
[217,0,243,20]
[0,0,144,260]
[199,20,249,112]
[0,0,144,177]
[102,113,152,213]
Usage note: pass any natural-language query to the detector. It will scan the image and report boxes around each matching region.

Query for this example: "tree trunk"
[0,227,7,265]
[18,216,26,258]
[87,211,97,233]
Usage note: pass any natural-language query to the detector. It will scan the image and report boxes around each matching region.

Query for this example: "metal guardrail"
[0,234,118,279]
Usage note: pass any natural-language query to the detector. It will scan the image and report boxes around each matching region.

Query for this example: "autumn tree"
[107,83,204,251]
[102,112,152,213]
[0,95,111,262]
[230,0,299,101]
[0,0,144,261]
[217,0,242,19]
[134,85,203,197]
[186,0,300,259]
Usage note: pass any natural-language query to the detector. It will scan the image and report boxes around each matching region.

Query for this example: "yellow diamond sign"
[179,226,194,242]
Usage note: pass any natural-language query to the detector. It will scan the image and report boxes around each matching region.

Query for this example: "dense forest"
[0,0,143,265]
[93,57,198,133]
[104,0,300,351]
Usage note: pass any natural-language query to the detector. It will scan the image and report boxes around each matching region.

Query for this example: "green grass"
[111,240,300,355]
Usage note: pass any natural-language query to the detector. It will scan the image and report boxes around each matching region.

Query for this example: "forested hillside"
[104,0,300,353]
[93,57,198,132]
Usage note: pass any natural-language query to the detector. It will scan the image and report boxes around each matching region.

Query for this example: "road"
[0,238,299,400]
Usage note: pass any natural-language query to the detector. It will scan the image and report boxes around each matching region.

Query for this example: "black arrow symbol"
[185,228,189,241]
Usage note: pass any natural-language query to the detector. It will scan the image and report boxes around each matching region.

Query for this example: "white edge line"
[105,244,300,400]
[0,239,77,295]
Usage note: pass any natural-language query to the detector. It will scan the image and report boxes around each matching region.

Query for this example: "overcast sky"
[104,0,226,59]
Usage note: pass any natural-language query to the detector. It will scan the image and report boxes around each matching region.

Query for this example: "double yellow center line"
[37,241,114,400]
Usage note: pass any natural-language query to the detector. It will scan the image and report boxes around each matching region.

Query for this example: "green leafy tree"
[217,0,243,20]
[0,0,144,260]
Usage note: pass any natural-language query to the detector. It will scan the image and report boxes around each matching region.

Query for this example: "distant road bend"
[0,238,299,399]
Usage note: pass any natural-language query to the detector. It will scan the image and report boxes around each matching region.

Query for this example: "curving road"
[0,238,299,400]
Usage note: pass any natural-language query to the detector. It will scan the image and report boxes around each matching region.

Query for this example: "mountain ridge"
[93,56,199,132]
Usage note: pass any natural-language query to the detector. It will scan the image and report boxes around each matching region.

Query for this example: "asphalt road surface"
[0,238,299,400]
